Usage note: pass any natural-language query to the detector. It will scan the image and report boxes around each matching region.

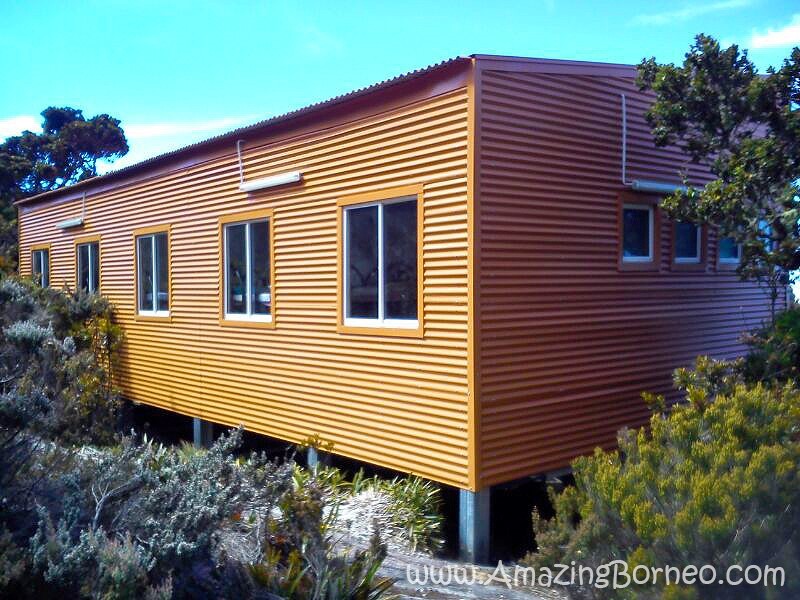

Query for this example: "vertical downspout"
[621,93,633,186]
[235,140,246,185]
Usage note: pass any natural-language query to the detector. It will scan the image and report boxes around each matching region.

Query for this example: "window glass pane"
[137,237,153,311]
[78,244,90,291]
[383,200,417,319]
[226,224,247,314]
[32,251,41,279]
[42,251,49,287]
[719,237,739,261]
[250,220,271,315]
[675,222,699,260]
[623,207,651,258]
[346,205,379,319]
[155,233,169,311]
[90,242,100,292]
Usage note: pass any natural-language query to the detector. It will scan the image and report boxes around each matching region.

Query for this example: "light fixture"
[630,180,687,195]
[238,171,302,193]
[56,216,84,229]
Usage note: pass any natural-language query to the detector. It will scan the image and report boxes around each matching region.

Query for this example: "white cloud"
[749,14,800,49]
[0,115,41,140]
[124,116,254,140]
[631,0,751,26]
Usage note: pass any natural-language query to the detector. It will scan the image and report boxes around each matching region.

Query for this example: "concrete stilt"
[307,447,319,473]
[459,488,491,564]
[192,417,214,448]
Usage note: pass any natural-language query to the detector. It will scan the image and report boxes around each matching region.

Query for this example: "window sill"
[219,314,276,329]
[135,311,171,322]
[338,319,422,338]
[619,258,659,272]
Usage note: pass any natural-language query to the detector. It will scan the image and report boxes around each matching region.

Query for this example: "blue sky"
[1,0,799,172]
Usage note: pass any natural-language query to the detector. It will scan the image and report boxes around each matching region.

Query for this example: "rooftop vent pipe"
[620,94,686,195]
[56,192,86,229]
[236,139,302,193]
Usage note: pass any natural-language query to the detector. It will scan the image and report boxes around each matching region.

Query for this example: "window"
[343,194,418,329]
[719,237,741,263]
[622,204,654,262]
[136,230,169,316]
[31,247,49,287]
[674,222,701,263]
[223,216,272,322]
[77,241,100,293]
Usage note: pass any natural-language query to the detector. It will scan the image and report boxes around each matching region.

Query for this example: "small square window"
[674,222,701,263]
[622,204,653,262]
[719,237,741,263]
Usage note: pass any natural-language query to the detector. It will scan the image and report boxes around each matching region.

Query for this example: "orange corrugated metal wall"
[475,60,777,488]
[18,81,473,488]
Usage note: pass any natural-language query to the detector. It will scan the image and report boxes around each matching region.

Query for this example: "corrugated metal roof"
[17,56,470,206]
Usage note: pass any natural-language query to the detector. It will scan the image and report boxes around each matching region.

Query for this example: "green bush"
[525,382,800,599]
[0,276,123,446]
[0,280,396,599]
[743,305,800,384]
[294,463,444,553]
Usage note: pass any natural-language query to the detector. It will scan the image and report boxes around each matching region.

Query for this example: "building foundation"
[459,487,491,563]
[192,417,214,448]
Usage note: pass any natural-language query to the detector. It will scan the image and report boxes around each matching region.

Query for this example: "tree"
[637,36,800,317]
[0,107,128,272]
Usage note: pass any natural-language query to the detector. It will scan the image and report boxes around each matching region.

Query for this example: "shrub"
[294,463,444,554]
[743,305,800,384]
[0,279,396,599]
[525,382,800,599]
[0,276,123,446]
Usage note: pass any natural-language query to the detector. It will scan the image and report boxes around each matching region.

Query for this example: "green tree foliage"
[526,372,800,599]
[637,36,799,313]
[0,107,128,272]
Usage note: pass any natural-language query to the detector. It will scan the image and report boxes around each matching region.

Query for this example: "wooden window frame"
[671,222,707,271]
[133,225,172,322]
[218,208,276,330]
[30,243,51,287]
[618,192,660,271]
[75,234,102,293]
[336,184,424,338]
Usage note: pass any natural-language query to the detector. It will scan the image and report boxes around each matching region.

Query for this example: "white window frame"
[674,222,702,264]
[136,233,169,317]
[77,242,100,293]
[223,218,272,323]
[32,249,49,287]
[622,203,654,263]
[719,237,742,264]
[343,196,418,329]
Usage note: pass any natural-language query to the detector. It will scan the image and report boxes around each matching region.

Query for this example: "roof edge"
[17,55,473,208]
[472,54,638,77]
